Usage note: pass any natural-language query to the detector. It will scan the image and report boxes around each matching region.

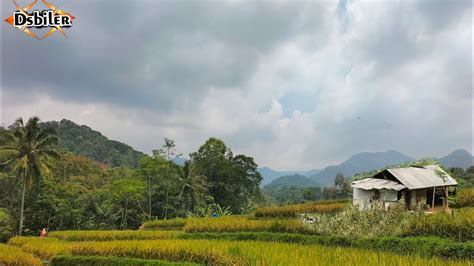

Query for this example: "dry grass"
[184,216,308,234]
[143,218,187,229]
[456,188,474,208]
[0,243,41,266]
[48,230,182,241]
[254,200,348,218]
[407,207,474,241]
[4,238,471,266]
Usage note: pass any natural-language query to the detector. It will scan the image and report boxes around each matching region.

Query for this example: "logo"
[4,0,75,40]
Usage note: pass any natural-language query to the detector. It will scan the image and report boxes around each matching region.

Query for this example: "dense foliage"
[263,186,323,204]
[406,208,474,241]
[456,188,474,207]
[190,138,263,213]
[0,209,14,242]
[42,119,145,168]
[0,117,264,236]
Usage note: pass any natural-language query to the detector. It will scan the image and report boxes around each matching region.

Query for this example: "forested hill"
[42,119,145,168]
[264,174,320,189]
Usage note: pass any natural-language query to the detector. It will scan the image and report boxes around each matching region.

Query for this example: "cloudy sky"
[1,0,472,170]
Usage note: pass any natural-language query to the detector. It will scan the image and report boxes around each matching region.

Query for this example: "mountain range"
[258,167,322,186]
[262,149,473,188]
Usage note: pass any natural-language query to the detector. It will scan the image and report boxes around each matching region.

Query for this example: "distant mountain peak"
[438,149,472,169]
[310,150,414,186]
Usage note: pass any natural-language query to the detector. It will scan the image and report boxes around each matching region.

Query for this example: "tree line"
[0,117,263,237]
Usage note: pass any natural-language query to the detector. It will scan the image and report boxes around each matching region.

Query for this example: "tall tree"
[190,138,262,213]
[138,155,167,220]
[0,117,60,235]
[334,173,351,199]
[153,138,181,219]
[178,162,207,213]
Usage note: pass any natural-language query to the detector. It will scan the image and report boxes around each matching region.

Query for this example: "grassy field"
[2,200,473,265]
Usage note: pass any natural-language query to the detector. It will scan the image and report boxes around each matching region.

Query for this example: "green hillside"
[42,119,145,168]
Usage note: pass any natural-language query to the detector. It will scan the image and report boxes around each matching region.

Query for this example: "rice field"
[143,218,187,230]
[184,216,309,234]
[2,202,473,265]
[48,230,182,241]
[5,236,471,266]
[0,243,41,266]
[253,200,348,218]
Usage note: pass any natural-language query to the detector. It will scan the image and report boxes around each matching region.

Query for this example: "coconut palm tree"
[0,117,60,235]
[178,162,207,213]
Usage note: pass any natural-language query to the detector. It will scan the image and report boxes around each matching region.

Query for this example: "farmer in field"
[40,228,47,237]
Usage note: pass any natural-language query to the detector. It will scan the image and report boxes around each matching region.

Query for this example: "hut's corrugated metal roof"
[386,165,457,190]
[351,178,406,191]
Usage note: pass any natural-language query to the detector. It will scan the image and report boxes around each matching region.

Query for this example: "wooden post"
[444,186,449,209]
[431,186,435,211]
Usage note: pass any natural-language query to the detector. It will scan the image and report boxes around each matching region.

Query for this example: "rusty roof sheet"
[386,165,457,190]
[351,178,406,191]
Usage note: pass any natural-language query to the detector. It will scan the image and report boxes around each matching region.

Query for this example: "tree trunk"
[148,176,152,220]
[18,176,26,236]
[46,208,52,230]
[164,188,169,220]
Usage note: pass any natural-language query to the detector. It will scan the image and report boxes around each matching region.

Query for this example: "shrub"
[254,200,348,218]
[48,230,182,241]
[456,188,474,208]
[143,218,187,230]
[406,208,474,241]
[304,201,418,238]
[184,216,308,234]
[0,243,41,266]
[51,255,198,265]
[0,208,14,243]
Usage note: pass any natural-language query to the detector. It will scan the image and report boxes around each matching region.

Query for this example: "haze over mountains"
[39,119,472,188]
[262,149,473,188]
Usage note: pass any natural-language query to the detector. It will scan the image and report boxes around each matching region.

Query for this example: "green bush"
[456,188,474,207]
[180,232,474,260]
[51,255,199,266]
[305,201,417,238]
[0,208,14,243]
[406,208,474,241]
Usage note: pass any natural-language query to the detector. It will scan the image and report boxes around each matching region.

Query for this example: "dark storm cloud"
[1,0,471,169]
[2,0,329,111]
